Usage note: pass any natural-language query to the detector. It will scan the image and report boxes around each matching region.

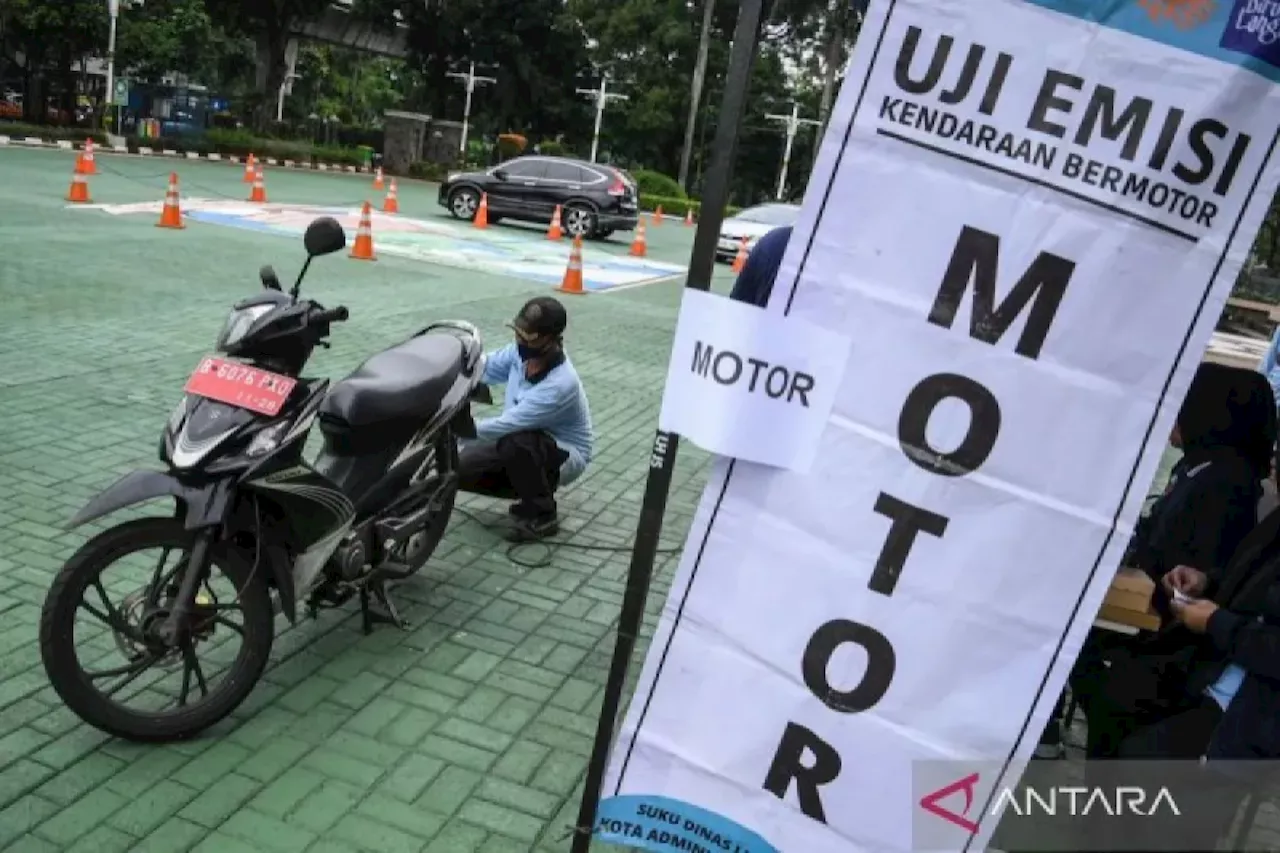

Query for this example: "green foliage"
[408,161,450,182]
[639,194,739,218]
[538,140,569,157]
[631,169,686,199]
[0,121,106,144]
[115,0,234,84]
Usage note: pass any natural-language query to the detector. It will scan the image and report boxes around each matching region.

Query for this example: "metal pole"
[461,62,474,153]
[590,78,605,163]
[766,102,820,201]
[448,61,495,156]
[106,0,119,131]
[577,75,628,163]
[567,1,767,850]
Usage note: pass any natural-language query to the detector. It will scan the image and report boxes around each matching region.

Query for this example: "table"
[1092,567,1161,635]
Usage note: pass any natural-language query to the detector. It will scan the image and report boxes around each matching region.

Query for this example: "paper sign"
[657,288,852,472]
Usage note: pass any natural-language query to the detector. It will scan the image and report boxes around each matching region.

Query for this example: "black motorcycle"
[39,217,491,741]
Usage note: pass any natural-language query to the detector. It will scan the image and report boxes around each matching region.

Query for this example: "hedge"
[0,121,107,144]
[108,132,367,168]
[640,194,741,218]
[631,169,687,199]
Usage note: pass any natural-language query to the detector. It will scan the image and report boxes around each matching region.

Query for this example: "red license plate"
[184,356,297,416]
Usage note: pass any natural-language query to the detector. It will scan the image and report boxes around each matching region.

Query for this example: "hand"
[1163,565,1208,597]
[1171,597,1219,633]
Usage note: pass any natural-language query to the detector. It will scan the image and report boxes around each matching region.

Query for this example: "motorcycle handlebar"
[312,306,349,325]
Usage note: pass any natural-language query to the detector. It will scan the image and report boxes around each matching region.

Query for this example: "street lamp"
[276,72,301,123]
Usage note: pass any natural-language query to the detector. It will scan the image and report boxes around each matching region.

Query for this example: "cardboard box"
[1098,568,1161,631]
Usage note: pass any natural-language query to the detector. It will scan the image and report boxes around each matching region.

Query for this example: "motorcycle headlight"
[216,304,275,351]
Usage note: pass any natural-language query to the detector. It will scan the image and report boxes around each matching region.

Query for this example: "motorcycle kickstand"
[359,576,410,635]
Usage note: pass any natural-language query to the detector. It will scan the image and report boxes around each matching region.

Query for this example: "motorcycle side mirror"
[469,384,494,405]
[304,217,347,257]
[259,265,282,291]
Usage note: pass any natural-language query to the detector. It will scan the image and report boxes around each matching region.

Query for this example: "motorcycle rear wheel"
[39,517,274,742]
[382,430,460,580]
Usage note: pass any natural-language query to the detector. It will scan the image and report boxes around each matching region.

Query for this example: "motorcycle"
[39,216,492,742]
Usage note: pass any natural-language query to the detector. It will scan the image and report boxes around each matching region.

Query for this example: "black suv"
[437,156,640,240]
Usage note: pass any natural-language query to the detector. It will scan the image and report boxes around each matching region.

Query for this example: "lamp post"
[105,0,120,131]
[447,62,496,155]
[575,74,628,163]
[765,103,821,200]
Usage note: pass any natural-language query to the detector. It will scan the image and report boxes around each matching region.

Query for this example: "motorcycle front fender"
[66,470,234,532]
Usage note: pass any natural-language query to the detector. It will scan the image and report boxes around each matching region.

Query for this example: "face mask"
[517,342,543,361]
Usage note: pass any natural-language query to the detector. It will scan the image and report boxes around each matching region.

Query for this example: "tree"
[115,0,231,85]
[204,0,332,129]
[2,0,107,122]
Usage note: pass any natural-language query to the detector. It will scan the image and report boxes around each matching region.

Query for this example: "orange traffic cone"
[557,236,585,295]
[683,208,694,226]
[350,202,377,261]
[731,236,749,273]
[157,172,185,229]
[547,205,564,241]
[474,193,489,229]
[652,205,664,226]
[629,219,647,258]
[243,153,256,183]
[383,179,399,214]
[76,138,98,175]
[249,165,266,203]
[374,167,385,191]
[66,171,91,203]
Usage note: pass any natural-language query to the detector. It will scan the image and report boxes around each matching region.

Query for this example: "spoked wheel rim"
[41,519,274,741]
[72,542,250,713]
[452,190,478,219]
[565,206,594,237]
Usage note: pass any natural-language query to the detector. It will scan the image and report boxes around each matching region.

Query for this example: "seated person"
[459,297,594,541]
[1078,493,1280,850]
[1038,363,1276,758]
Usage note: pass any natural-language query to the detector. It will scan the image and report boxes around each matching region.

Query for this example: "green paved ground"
[0,146,734,852]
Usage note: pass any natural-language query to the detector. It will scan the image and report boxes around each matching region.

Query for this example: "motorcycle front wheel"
[39,517,275,742]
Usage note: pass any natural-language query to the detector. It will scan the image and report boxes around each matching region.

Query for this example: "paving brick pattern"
[0,147,722,852]
[4,147,1277,853]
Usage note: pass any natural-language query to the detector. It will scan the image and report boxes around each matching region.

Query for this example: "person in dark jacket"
[728,226,791,308]
[1079,492,1280,850]
[1037,363,1276,758]
[1127,363,1277,598]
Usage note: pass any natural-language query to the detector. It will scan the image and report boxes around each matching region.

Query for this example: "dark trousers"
[458,430,568,518]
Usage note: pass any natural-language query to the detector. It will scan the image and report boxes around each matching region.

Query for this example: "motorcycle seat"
[321,333,465,427]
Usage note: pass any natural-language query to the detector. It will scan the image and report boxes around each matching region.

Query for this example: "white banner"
[598,1,1280,852]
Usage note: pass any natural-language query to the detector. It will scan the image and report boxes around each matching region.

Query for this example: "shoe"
[506,514,559,542]
[1034,721,1064,759]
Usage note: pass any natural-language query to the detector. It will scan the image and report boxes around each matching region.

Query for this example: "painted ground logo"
[1137,0,1217,29]
[1221,0,1280,67]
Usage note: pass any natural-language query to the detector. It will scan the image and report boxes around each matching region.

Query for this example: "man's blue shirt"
[476,344,594,483]
[729,226,792,308]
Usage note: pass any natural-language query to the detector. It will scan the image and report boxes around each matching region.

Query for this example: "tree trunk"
[813,2,844,158]
[256,27,289,132]
[678,0,716,190]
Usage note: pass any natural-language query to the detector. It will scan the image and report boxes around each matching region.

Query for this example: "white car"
[717,203,802,262]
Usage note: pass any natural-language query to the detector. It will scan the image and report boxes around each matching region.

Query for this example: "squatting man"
[457,296,594,541]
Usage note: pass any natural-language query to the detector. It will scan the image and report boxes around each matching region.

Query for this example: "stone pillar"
[383,110,431,173]
[422,120,464,165]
